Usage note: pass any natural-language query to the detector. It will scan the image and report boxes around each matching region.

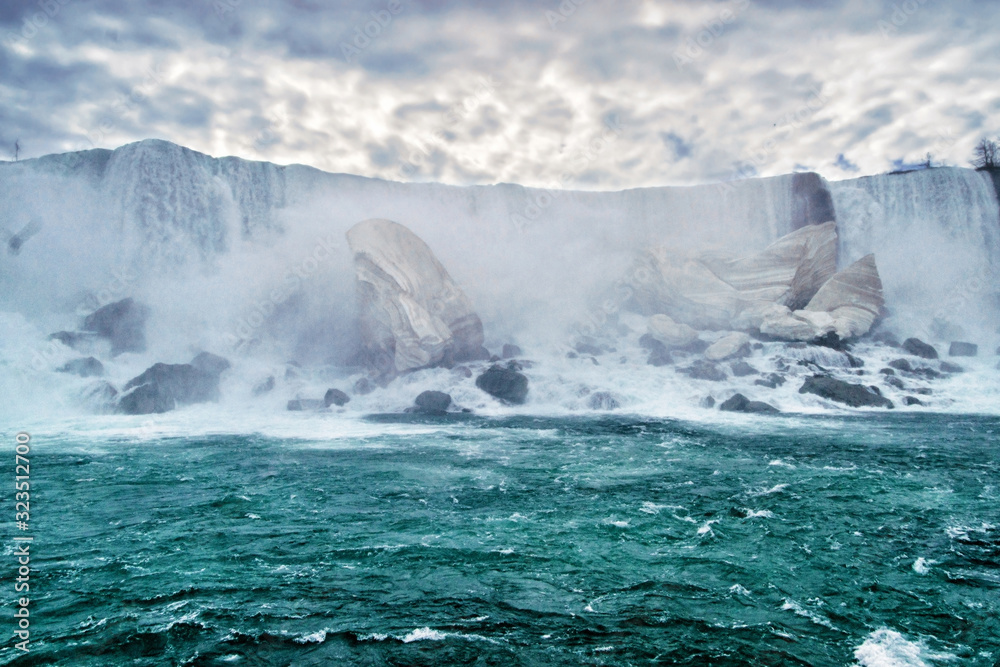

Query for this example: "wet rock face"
[791,172,837,230]
[903,338,938,360]
[82,298,150,356]
[324,388,350,407]
[58,357,104,378]
[588,392,621,410]
[475,366,529,404]
[948,342,978,357]
[798,375,894,409]
[346,219,485,379]
[719,393,779,414]
[119,363,221,415]
[414,390,451,414]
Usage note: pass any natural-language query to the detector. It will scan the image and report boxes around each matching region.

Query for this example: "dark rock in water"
[190,352,231,376]
[588,392,621,410]
[287,398,326,411]
[879,368,895,376]
[700,396,716,409]
[475,366,529,404]
[506,360,525,372]
[565,351,578,359]
[845,353,865,368]
[902,337,938,360]
[49,331,99,350]
[911,367,942,380]
[252,376,275,396]
[82,380,118,411]
[679,360,727,382]
[502,343,522,359]
[872,331,900,348]
[939,361,964,374]
[755,373,786,389]
[414,390,451,414]
[949,341,978,357]
[452,366,473,378]
[885,376,905,389]
[812,331,847,350]
[730,361,758,377]
[799,375,894,408]
[353,377,375,395]
[719,393,779,414]
[58,356,104,378]
[119,362,223,415]
[675,339,711,354]
[574,342,607,356]
[903,396,924,406]
[82,298,149,356]
[324,388,350,407]
[888,359,913,372]
[913,387,933,395]
[640,334,672,366]
[284,362,302,380]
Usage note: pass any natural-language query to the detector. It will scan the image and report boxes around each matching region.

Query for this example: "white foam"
[854,627,956,667]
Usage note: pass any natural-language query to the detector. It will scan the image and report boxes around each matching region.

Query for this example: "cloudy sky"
[2,0,998,188]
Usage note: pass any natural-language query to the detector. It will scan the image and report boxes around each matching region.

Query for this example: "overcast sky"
[2,0,998,188]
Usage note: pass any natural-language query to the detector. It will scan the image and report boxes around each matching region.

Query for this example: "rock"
[885,376,905,389]
[190,352,231,376]
[324,388,350,407]
[118,356,228,415]
[813,331,848,351]
[879,368,895,376]
[872,331,900,347]
[475,366,529,404]
[588,392,621,410]
[353,377,375,395]
[948,342,978,357]
[888,359,913,372]
[284,362,302,380]
[414,390,451,414]
[755,373,786,389]
[82,380,118,412]
[719,393,779,414]
[798,375,894,408]
[575,342,605,356]
[903,396,924,406]
[82,298,150,356]
[252,376,275,396]
[704,333,751,361]
[803,254,884,340]
[702,221,838,309]
[730,360,758,377]
[346,219,485,378]
[57,357,104,378]
[679,360,727,382]
[939,361,964,374]
[502,343,522,359]
[647,314,699,348]
[287,399,326,411]
[452,366,473,379]
[700,396,716,408]
[791,172,837,229]
[902,338,938,360]
[48,331,99,350]
[639,334,672,366]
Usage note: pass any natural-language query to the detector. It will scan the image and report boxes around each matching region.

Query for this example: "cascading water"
[1,139,999,423]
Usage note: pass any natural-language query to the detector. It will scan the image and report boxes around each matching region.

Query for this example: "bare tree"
[13,139,20,161]
[971,136,999,170]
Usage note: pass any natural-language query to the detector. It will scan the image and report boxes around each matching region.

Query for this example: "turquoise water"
[4,413,999,666]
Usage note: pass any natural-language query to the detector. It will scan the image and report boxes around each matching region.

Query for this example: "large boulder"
[58,357,104,378]
[704,333,751,361]
[117,352,229,415]
[82,298,150,356]
[626,222,837,331]
[798,375,894,408]
[719,393,779,414]
[646,314,699,349]
[948,342,978,357]
[413,390,452,415]
[346,219,486,378]
[803,254,884,340]
[475,365,529,404]
[902,337,938,360]
[324,388,350,407]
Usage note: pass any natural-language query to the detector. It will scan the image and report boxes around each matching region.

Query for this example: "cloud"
[0,0,998,188]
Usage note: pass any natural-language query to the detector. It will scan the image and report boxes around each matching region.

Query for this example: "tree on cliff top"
[971,137,999,170]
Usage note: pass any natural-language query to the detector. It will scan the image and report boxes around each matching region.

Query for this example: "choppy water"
[3,413,999,666]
